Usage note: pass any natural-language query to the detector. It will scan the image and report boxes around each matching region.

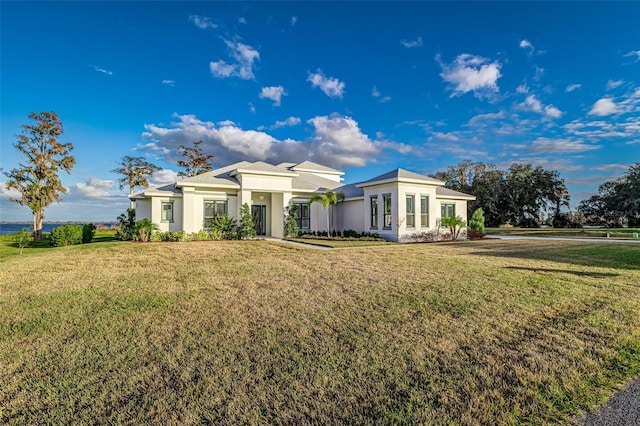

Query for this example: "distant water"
[0,223,115,236]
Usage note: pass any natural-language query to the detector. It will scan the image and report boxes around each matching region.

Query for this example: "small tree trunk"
[33,209,43,242]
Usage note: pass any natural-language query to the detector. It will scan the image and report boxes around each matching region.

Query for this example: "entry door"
[252,205,267,236]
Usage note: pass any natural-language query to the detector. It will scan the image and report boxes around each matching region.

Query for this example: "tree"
[237,203,257,240]
[111,156,161,208]
[468,208,485,238]
[578,163,640,227]
[177,140,214,177]
[307,189,345,234]
[440,215,466,241]
[135,219,159,243]
[284,203,299,237]
[2,112,75,241]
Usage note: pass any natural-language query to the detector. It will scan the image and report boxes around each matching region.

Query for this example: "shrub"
[469,208,485,233]
[82,223,96,243]
[135,219,159,243]
[13,227,32,253]
[284,203,298,238]
[440,215,466,241]
[150,231,163,242]
[191,229,212,241]
[238,203,258,240]
[51,224,83,247]
[212,214,237,240]
[116,208,136,241]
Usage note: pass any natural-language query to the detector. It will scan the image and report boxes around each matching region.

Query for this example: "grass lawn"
[487,227,640,240]
[1,236,639,424]
[284,237,394,248]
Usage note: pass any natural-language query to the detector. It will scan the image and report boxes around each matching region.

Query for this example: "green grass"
[1,238,639,424]
[487,227,640,239]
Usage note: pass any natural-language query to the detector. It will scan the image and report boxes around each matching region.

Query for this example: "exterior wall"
[149,196,183,232]
[396,183,438,240]
[135,199,152,221]
[363,183,400,241]
[436,198,469,223]
[295,170,342,183]
[237,174,293,192]
[181,186,236,233]
[335,199,364,232]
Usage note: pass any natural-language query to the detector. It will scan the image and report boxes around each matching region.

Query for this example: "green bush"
[212,214,237,240]
[116,208,136,241]
[135,219,159,243]
[191,230,212,241]
[238,203,257,240]
[469,208,486,233]
[82,223,96,243]
[13,227,32,253]
[51,224,83,247]
[160,231,187,242]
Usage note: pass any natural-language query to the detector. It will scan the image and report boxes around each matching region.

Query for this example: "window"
[204,200,227,230]
[441,203,455,218]
[161,201,174,222]
[420,196,429,228]
[370,196,378,228]
[406,195,415,228]
[383,194,392,229]
[295,203,310,229]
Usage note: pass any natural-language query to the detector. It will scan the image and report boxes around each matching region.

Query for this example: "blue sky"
[1,1,639,222]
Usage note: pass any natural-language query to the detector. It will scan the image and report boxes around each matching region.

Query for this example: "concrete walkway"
[496,235,640,243]
[263,237,332,250]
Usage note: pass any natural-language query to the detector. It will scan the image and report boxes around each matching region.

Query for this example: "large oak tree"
[177,140,214,177]
[2,112,75,241]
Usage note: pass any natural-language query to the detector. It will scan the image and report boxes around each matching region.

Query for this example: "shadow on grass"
[469,240,640,271]
[504,266,619,278]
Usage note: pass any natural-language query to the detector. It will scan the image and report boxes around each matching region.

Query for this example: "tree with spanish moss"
[2,111,75,241]
[177,140,214,177]
[111,156,161,208]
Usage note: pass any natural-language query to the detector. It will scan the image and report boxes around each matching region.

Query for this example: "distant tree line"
[432,161,570,228]
[577,163,639,227]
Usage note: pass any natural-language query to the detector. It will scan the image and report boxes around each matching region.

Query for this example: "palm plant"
[135,218,159,243]
[440,215,466,241]
[307,189,345,235]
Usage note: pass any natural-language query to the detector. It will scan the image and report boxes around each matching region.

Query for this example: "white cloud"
[401,37,422,48]
[271,116,301,129]
[430,132,460,142]
[516,84,529,94]
[141,113,407,170]
[519,39,535,55]
[624,50,640,62]
[518,95,562,118]
[90,65,113,75]
[544,105,563,119]
[307,69,345,98]
[468,110,507,126]
[68,178,115,199]
[248,102,256,113]
[291,16,297,26]
[259,86,287,106]
[217,120,235,126]
[588,98,618,116]
[527,138,600,154]
[189,15,217,29]
[161,80,175,87]
[210,40,260,80]
[606,79,624,90]
[150,170,180,186]
[565,83,581,92]
[238,17,246,24]
[436,53,502,98]
[0,182,21,199]
[372,86,391,103]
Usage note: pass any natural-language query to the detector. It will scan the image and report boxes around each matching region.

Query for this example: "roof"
[232,161,298,176]
[357,168,445,187]
[290,160,344,175]
[176,161,251,187]
[436,186,476,200]
[292,173,343,192]
[130,183,180,199]
[336,183,364,199]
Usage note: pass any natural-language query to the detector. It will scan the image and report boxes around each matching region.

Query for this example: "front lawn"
[487,227,640,239]
[1,238,639,424]
[285,237,394,248]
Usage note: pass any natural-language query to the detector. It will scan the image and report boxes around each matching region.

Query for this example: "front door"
[252,205,267,236]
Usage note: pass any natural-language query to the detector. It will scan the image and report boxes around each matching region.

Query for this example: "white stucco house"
[130,160,475,242]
